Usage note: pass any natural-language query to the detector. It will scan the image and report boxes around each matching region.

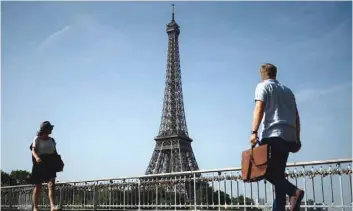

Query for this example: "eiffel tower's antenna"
[172,4,175,21]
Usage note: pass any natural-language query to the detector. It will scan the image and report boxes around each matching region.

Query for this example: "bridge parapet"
[1,158,352,211]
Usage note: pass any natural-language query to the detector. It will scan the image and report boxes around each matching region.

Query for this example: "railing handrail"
[1,157,351,189]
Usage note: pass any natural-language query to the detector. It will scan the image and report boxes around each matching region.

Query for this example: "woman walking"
[29,121,62,211]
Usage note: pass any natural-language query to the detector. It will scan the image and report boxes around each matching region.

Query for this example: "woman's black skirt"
[30,154,57,184]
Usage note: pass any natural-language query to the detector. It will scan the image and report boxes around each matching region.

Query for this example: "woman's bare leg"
[32,184,41,211]
[48,179,57,210]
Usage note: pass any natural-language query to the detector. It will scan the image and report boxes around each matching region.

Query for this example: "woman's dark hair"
[37,131,42,136]
[36,127,53,136]
[37,129,46,136]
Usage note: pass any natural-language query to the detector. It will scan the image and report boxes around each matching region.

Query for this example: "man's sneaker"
[290,189,305,211]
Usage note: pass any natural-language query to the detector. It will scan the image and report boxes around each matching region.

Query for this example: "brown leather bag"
[241,142,271,182]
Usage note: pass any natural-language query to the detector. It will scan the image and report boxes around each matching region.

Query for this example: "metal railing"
[1,158,352,211]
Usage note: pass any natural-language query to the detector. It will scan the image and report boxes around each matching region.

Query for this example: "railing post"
[230,172,233,206]
[302,166,307,211]
[9,189,13,211]
[123,185,126,210]
[59,186,63,210]
[138,179,141,210]
[174,176,177,211]
[155,179,158,211]
[83,190,86,208]
[327,165,333,206]
[109,184,112,210]
[218,172,221,211]
[337,163,345,211]
[72,183,76,206]
[243,182,246,211]
[193,173,197,211]
[93,185,98,211]
[310,167,316,209]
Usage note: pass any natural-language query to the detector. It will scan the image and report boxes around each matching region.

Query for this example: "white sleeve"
[32,136,39,148]
[254,83,268,103]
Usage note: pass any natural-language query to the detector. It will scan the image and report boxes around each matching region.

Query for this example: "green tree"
[1,170,16,186]
[10,170,31,185]
[195,182,231,206]
[232,195,254,205]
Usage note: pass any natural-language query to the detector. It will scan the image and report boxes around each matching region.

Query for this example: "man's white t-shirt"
[255,79,298,142]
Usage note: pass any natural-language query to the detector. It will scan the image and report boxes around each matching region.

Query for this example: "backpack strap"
[51,138,58,154]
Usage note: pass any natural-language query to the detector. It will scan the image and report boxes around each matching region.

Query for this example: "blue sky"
[1,1,352,181]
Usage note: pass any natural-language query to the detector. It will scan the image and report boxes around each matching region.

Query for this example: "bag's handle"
[251,138,260,149]
[250,138,262,168]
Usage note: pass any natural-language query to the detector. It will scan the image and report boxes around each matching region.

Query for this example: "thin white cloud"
[34,14,124,54]
[295,82,352,103]
[285,20,351,53]
[36,24,72,50]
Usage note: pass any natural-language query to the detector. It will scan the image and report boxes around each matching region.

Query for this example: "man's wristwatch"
[251,131,257,135]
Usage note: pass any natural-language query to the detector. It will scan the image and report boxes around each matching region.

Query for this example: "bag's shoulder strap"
[51,138,56,145]
[51,138,59,155]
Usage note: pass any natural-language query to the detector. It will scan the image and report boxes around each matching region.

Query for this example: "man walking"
[250,63,304,211]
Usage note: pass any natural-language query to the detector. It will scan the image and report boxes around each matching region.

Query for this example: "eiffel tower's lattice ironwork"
[145,5,199,176]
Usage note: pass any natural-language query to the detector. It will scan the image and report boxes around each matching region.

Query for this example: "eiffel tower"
[145,5,200,176]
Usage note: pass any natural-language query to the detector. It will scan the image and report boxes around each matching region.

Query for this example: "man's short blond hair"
[260,63,277,79]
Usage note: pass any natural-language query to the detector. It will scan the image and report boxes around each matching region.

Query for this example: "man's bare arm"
[296,106,301,142]
[252,100,265,133]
